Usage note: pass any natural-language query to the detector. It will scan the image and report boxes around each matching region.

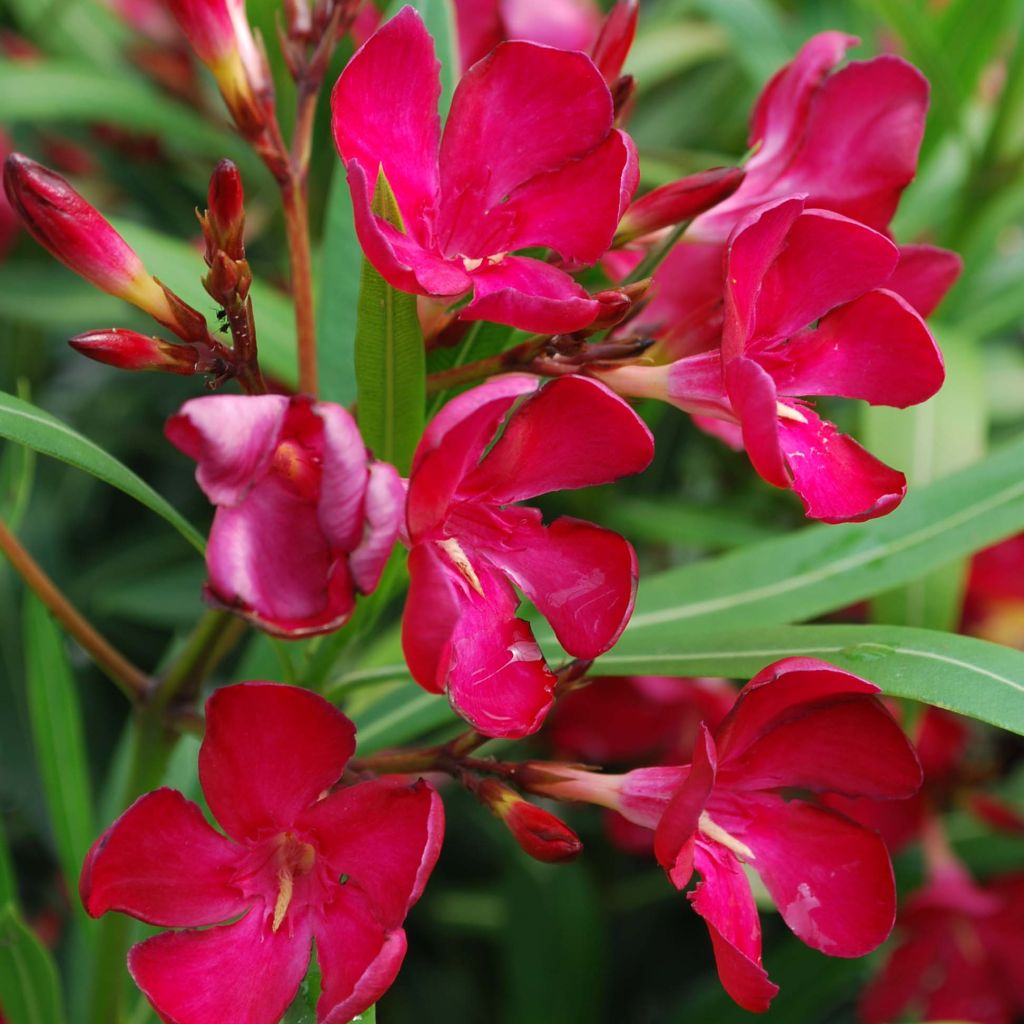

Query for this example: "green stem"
[425,334,548,395]
[153,610,246,711]
[622,217,693,286]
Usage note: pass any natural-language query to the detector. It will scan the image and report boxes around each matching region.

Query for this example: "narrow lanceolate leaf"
[316,168,363,407]
[0,819,15,905]
[354,173,425,474]
[351,685,460,755]
[595,624,1024,736]
[24,596,96,904]
[0,390,204,552]
[613,431,1024,639]
[0,902,67,1024]
[864,325,987,630]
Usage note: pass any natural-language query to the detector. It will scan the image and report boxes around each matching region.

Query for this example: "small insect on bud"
[615,167,746,245]
[69,329,204,375]
[473,778,583,864]
[2,154,177,324]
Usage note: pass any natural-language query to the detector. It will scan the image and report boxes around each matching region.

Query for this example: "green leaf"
[382,0,459,113]
[0,819,15,906]
[24,595,96,903]
[0,902,67,1024]
[353,174,425,474]
[0,61,253,165]
[689,0,794,83]
[0,390,204,553]
[316,168,362,407]
[613,431,1024,640]
[351,685,460,755]
[109,218,297,387]
[594,623,1024,735]
[864,326,987,629]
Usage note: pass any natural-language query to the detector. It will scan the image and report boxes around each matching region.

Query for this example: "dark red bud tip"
[205,159,246,261]
[2,153,148,296]
[505,801,583,864]
[616,166,746,243]
[69,329,200,375]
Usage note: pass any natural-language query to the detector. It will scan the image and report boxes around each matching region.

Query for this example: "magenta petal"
[777,407,907,523]
[347,160,471,297]
[332,6,441,242]
[440,553,557,738]
[165,395,288,506]
[497,129,637,267]
[81,788,245,927]
[591,0,638,83]
[200,682,356,842]
[297,777,444,928]
[128,907,312,1024]
[315,886,408,1024]
[205,476,354,634]
[739,208,899,348]
[315,403,369,553]
[455,0,503,70]
[770,289,944,407]
[720,697,922,799]
[654,724,716,888]
[888,243,964,317]
[437,41,612,253]
[501,0,603,52]
[460,375,654,503]
[402,542,462,692]
[460,255,601,334]
[737,794,897,956]
[690,842,778,1013]
[480,509,638,658]
[715,658,880,763]
[350,461,405,594]
[723,358,790,489]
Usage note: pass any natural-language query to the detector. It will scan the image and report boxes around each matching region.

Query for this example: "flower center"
[270,439,321,501]
[461,252,508,273]
[698,811,756,861]
[776,401,808,424]
[271,833,317,932]
[437,537,484,596]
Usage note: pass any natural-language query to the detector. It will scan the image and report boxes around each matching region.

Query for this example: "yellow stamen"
[776,402,808,424]
[272,868,293,933]
[437,537,484,596]
[699,811,756,861]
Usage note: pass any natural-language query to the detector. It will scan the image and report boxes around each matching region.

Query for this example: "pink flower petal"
[723,357,790,489]
[80,788,245,927]
[495,129,637,267]
[200,682,356,842]
[460,255,602,334]
[501,0,602,52]
[315,886,409,1024]
[654,724,716,889]
[455,0,503,70]
[332,7,441,243]
[297,778,444,929]
[777,406,907,523]
[402,541,463,692]
[205,475,355,634]
[718,696,922,799]
[128,907,312,1024]
[459,374,654,503]
[730,205,898,351]
[437,41,613,255]
[690,842,778,1013]
[165,394,288,506]
[476,508,638,658]
[769,288,944,407]
[734,794,897,956]
[888,243,963,317]
[315,403,369,553]
[346,159,471,297]
[350,461,405,594]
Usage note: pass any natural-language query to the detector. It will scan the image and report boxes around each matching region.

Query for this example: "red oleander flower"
[962,534,1024,647]
[861,864,1024,1024]
[534,658,922,1011]
[402,374,654,739]
[80,682,444,1024]
[331,6,638,334]
[605,196,945,522]
[166,394,404,637]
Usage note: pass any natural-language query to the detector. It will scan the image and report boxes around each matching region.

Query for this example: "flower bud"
[69,329,208,375]
[474,778,583,864]
[592,0,638,84]
[3,154,177,323]
[590,280,652,331]
[204,159,246,262]
[616,167,746,244]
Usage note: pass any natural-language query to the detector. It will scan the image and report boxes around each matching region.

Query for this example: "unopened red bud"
[205,159,246,261]
[70,329,205,375]
[591,280,652,331]
[592,0,638,84]
[3,154,178,323]
[616,167,745,244]
[474,778,583,864]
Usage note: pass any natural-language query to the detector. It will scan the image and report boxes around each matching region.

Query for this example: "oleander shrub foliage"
[2,1,1024,1022]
